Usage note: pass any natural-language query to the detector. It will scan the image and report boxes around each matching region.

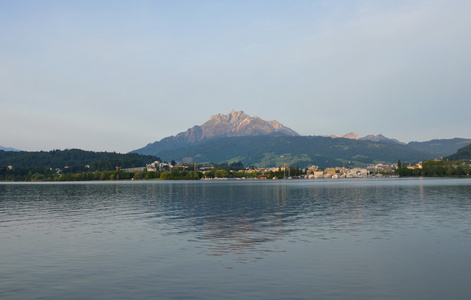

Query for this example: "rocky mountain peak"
[342,132,361,140]
[131,111,299,156]
[200,110,298,139]
[208,110,251,125]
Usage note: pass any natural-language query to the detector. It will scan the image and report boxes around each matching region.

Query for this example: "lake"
[1,178,471,299]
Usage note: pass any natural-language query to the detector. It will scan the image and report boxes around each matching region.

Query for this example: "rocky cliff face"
[132,110,299,156]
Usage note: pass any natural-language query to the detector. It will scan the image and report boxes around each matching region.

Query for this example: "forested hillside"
[446,144,471,161]
[407,138,471,157]
[0,149,159,171]
[156,135,434,168]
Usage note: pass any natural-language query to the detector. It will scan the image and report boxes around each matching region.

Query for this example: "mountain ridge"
[327,132,404,144]
[408,138,471,157]
[446,143,471,160]
[132,110,299,155]
[131,111,471,166]
[155,135,435,168]
[0,146,20,152]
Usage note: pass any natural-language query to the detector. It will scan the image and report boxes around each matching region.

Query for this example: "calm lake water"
[1,178,471,299]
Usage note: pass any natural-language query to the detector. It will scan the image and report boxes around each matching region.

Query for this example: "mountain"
[155,135,434,168]
[342,132,361,140]
[327,133,403,144]
[445,143,471,160]
[198,110,299,138]
[0,146,20,152]
[132,110,299,156]
[327,132,361,139]
[407,138,471,157]
[132,111,470,167]
[328,135,471,154]
[361,134,405,144]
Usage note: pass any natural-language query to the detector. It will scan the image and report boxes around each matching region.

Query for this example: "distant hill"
[0,149,160,171]
[132,110,299,155]
[0,146,20,152]
[407,138,471,157]
[446,143,471,160]
[327,132,404,144]
[361,134,404,144]
[328,132,362,140]
[155,135,434,168]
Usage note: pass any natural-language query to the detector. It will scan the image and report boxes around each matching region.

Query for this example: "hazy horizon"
[2,1,471,152]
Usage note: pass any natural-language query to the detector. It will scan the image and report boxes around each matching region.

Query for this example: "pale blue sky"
[1,0,470,152]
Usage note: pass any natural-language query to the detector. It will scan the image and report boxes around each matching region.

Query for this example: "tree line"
[396,160,470,177]
[0,149,160,170]
[0,167,205,181]
[0,161,301,181]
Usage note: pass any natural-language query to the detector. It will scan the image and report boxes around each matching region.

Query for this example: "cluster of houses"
[249,163,397,179]
[291,164,393,178]
[123,161,207,173]
[123,161,175,173]
[123,161,400,179]
[123,161,404,179]
[305,166,368,179]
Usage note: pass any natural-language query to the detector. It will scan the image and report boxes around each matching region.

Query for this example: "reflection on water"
[1,178,471,300]
[2,179,471,263]
[138,182,292,263]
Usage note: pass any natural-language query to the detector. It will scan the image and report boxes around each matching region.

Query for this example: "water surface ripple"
[1,178,471,299]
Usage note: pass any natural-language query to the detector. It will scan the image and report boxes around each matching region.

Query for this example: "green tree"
[215,169,229,178]
[133,171,145,180]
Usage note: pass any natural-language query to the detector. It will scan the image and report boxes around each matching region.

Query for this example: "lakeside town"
[1,149,469,181]
[122,160,393,180]
[119,159,469,180]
